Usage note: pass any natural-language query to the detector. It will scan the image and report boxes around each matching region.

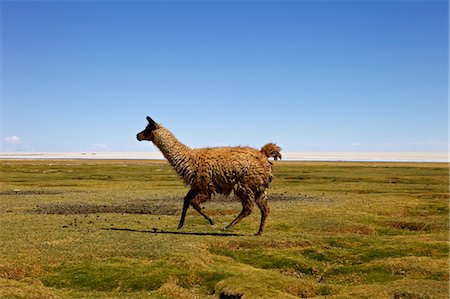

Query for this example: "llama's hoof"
[208,219,215,225]
[177,224,184,230]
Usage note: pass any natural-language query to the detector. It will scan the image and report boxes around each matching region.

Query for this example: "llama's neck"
[152,125,194,178]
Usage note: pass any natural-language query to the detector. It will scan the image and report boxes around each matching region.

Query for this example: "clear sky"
[1,0,448,153]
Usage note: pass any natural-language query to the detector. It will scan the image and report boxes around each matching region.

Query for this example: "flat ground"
[0,160,448,298]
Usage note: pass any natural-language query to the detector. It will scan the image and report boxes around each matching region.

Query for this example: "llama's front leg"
[178,189,198,229]
[191,194,214,225]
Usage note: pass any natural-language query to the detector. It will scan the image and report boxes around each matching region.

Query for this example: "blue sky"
[1,0,448,153]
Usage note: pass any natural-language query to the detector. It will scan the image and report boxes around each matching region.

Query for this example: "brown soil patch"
[34,200,179,215]
[0,265,26,280]
[0,190,63,196]
[386,221,430,231]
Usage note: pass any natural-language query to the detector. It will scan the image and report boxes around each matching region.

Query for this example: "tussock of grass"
[42,260,169,291]
[0,278,58,299]
[0,160,448,298]
[340,279,449,299]
[157,282,199,299]
[212,255,321,298]
[210,247,317,276]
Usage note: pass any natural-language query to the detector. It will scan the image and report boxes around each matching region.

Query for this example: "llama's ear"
[146,116,156,125]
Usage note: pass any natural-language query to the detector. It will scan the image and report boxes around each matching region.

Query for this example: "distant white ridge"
[282,152,448,163]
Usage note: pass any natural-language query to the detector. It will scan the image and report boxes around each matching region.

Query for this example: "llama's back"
[190,146,274,195]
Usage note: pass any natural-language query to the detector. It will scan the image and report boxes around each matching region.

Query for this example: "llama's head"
[137,116,159,142]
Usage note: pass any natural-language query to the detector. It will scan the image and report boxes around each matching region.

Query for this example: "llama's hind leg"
[255,191,270,235]
[178,189,198,229]
[224,190,254,231]
[191,194,214,225]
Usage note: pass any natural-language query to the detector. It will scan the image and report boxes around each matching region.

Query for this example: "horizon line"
[0,151,448,163]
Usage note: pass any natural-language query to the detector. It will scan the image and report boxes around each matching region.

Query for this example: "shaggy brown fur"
[137,116,281,235]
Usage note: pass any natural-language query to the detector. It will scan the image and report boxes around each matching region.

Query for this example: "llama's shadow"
[101,227,243,237]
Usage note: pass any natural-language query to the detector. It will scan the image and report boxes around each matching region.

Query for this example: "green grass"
[0,160,448,298]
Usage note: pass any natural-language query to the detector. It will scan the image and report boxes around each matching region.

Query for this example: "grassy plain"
[0,159,448,298]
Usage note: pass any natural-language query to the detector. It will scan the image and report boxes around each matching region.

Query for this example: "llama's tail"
[261,143,282,160]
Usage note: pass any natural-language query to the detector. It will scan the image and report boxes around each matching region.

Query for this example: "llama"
[136,116,281,235]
